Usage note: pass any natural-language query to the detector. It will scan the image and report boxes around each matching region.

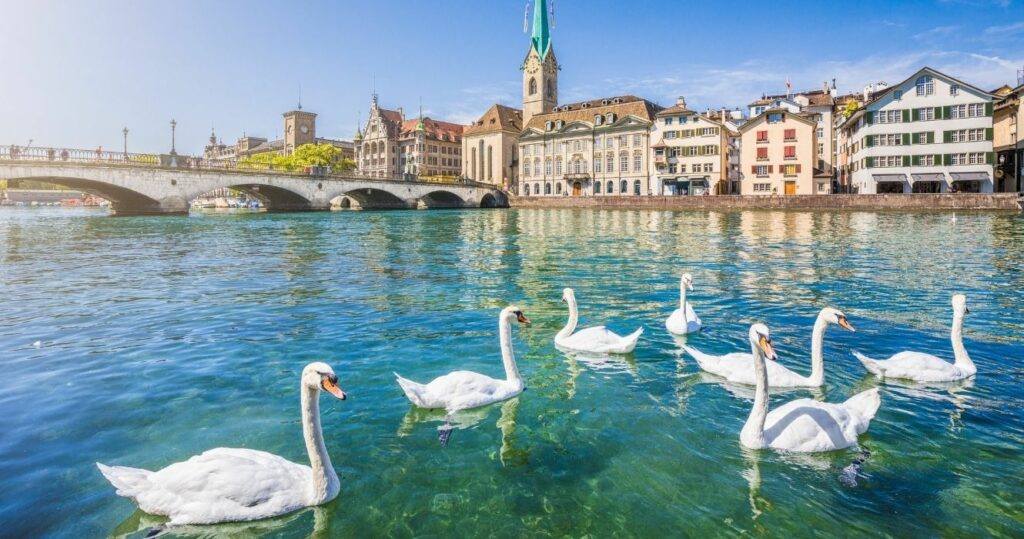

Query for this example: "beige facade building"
[354,95,463,179]
[519,96,662,196]
[993,83,1023,192]
[202,109,354,164]
[650,97,739,195]
[462,104,522,188]
[739,108,820,195]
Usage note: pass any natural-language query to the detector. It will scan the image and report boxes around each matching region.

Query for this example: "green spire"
[531,0,551,60]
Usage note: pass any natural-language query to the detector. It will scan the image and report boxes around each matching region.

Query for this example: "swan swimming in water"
[685,307,855,387]
[395,306,530,412]
[555,288,642,354]
[97,362,347,526]
[740,323,881,452]
[854,294,976,383]
[665,273,702,335]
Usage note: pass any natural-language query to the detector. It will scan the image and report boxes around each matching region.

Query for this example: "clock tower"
[283,109,317,154]
[522,0,558,126]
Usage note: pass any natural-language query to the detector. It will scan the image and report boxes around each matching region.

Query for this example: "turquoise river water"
[0,207,1022,538]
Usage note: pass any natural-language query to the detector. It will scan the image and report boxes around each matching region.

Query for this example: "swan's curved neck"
[950,310,975,373]
[808,314,828,386]
[499,314,524,389]
[680,279,688,310]
[741,337,769,448]
[301,385,340,504]
[556,296,578,340]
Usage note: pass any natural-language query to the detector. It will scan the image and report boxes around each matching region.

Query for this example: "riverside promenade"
[509,193,1023,211]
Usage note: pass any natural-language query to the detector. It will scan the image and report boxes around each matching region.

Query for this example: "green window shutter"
[943,154,951,166]
[985,128,993,141]
[903,155,911,167]
[902,133,911,146]
[866,157,874,168]
[927,131,935,144]
[933,107,942,119]
[986,151,995,164]
[912,109,921,121]
[866,111,874,124]
[934,153,943,164]
[912,155,921,166]
[942,106,951,119]
[985,103,993,116]
[902,109,911,123]
[866,135,875,147]
[943,131,952,143]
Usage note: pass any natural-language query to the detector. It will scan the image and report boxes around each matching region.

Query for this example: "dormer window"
[950,84,960,96]
[594,114,603,125]
[601,99,610,105]
[581,102,591,109]
[556,120,564,129]
[606,113,615,123]
[612,97,622,104]
[545,121,554,131]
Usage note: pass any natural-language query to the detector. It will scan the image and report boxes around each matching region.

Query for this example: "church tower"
[521,0,558,126]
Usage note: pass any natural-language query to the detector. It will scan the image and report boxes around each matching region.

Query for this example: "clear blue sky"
[1,0,1022,155]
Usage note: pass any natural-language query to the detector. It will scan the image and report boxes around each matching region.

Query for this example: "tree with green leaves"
[239,143,355,173]
[843,101,860,119]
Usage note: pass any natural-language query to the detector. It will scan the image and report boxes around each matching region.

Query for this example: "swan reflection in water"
[869,375,975,433]
[111,505,332,539]
[397,398,526,466]
[557,347,639,377]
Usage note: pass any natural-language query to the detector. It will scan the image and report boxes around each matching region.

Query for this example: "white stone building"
[842,67,995,194]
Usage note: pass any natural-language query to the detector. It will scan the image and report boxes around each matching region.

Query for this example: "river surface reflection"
[0,207,1022,537]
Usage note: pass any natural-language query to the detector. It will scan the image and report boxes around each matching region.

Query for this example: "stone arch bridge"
[0,160,507,215]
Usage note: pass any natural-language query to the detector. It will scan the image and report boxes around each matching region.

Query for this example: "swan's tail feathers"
[394,372,429,408]
[683,345,714,369]
[853,351,886,377]
[843,388,882,423]
[97,462,152,499]
[621,327,643,352]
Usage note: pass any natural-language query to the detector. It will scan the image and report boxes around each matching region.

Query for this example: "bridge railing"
[0,144,496,188]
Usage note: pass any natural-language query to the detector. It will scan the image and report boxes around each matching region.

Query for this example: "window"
[666,131,677,139]
[529,77,537,96]
[620,153,629,172]
[556,182,562,194]
[555,157,563,175]
[950,84,959,96]
[783,129,796,141]
[533,183,540,195]
[665,117,674,125]
[784,146,796,159]
[950,129,986,143]
[918,107,935,121]
[700,127,717,136]
[668,163,677,173]
[874,155,902,167]
[679,164,687,173]
[703,163,713,173]
[594,181,601,193]
[919,154,936,166]
[817,128,824,139]
[618,135,627,147]
[680,116,688,124]
[915,132,930,144]
[877,110,903,123]
[634,180,641,195]
[753,183,771,192]
[633,151,642,172]
[817,142,824,156]
[607,180,614,193]
[768,113,784,124]
[783,164,798,176]
[620,180,628,193]
[594,138,602,149]
[533,158,540,177]
[894,90,903,101]
[606,152,614,173]
[573,140,581,151]
[545,158,552,176]
[969,152,985,164]
[544,182,551,195]
[755,165,769,176]
[874,133,903,146]
[595,158,602,172]
[756,147,768,160]
[633,134,642,146]
[915,75,933,96]
[968,103,985,117]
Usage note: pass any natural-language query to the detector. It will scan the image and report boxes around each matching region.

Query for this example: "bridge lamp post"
[122,127,128,160]
[170,119,177,156]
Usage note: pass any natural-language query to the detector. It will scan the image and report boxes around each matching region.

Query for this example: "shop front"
[661,176,710,196]
[910,173,944,193]
[949,172,990,193]
[873,173,907,194]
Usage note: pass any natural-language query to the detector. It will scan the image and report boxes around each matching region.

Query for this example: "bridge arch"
[331,187,412,210]
[419,189,467,209]
[192,183,313,212]
[3,176,165,215]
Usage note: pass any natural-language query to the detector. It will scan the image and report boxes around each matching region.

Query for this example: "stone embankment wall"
[509,193,1022,211]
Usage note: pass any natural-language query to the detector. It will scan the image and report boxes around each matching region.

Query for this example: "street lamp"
[170,119,177,155]
[122,127,128,159]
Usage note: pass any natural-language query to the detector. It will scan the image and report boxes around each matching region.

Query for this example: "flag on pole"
[786,77,791,97]
[524,1,529,32]
[550,0,556,29]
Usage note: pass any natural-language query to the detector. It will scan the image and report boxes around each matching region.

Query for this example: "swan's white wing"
[763,399,863,452]
[107,448,311,525]
[419,370,519,411]
[686,348,812,387]
[863,351,967,382]
[684,303,702,327]
[666,306,702,334]
[558,325,639,353]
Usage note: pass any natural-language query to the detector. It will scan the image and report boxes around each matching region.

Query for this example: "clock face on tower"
[525,58,539,75]
[300,125,309,135]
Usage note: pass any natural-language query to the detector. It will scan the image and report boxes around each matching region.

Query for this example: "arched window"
[620,152,629,172]
[556,182,562,194]
[471,147,477,178]
[529,77,537,95]
[533,183,540,195]
[544,182,551,195]
[606,152,614,173]
[545,79,553,99]
[634,180,641,195]
[555,157,563,175]
[915,75,933,96]
[607,180,614,193]
[595,181,601,194]
[621,180,628,193]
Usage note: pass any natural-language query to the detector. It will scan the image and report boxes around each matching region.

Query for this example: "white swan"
[666,273,702,334]
[740,324,881,452]
[395,306,530,412]
[555,288,642,354]
[685,307,855,387]
[97,362,347,526]
[854,294,976,382]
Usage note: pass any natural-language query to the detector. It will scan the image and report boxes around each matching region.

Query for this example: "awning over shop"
[911,173,944,183]
[872,173,906,183]
[950,172,990,182]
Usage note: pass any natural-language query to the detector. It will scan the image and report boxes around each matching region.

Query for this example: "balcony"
[564,172,591,181]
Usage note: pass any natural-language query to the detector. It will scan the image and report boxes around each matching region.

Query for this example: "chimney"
[823,81,829,93]
[398,107,404,120]
[863,85,871,101]
[721,107,726,123]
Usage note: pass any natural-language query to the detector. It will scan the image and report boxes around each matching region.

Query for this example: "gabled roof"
[464,104,523,136]
[523,96,663,131]
[738,108,817,133]
[398,117,464,142]
[867,66,995,104]
[656,103,696,117]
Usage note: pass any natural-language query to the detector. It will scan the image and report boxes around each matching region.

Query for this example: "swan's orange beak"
[838,316,855,332]
[322,377,347,400]
[516,312,531,325]
[759,336,777,361]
